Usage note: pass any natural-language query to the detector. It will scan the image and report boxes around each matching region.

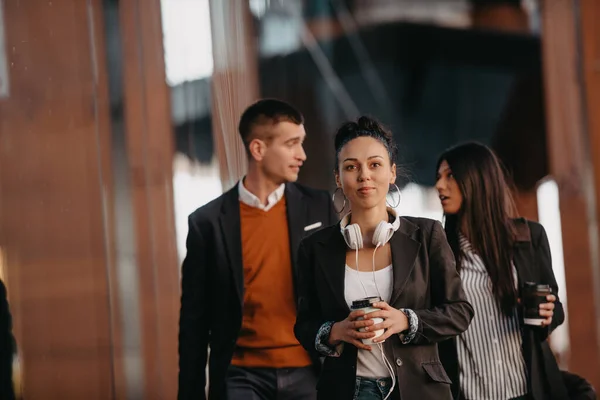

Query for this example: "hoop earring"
[386,183,402,209]
[332,187,347,214]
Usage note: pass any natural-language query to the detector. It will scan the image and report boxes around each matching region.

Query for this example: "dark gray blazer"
[294,217,474,400]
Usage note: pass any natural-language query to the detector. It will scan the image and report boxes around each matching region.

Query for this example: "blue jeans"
[354,376,393,400]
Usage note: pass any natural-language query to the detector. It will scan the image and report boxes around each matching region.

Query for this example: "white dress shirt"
[238,179,285,211]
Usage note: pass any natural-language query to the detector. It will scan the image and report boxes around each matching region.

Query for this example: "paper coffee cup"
[522,282,552,326]
[351,296,385,344]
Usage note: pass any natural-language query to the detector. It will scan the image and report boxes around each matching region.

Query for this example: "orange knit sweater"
[231,198,312,368]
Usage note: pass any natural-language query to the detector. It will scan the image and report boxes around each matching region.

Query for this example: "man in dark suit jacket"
[178,99,338,400]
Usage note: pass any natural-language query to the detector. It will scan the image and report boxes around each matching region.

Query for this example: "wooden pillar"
[579,0,600,386]
[118,0,179,398]
[541,0,600,388]
[0,1,115,398]
[580,3,600,257]
[209,0,259,190]
[0,0,179,398]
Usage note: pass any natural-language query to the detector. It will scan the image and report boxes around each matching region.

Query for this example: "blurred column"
[0,0,115,398]
[579,0,600,385]
[541,0,600,389]
[209,0,259,190]
[581,0,600,260]
[0,0,179,398]
[118,0,179,398]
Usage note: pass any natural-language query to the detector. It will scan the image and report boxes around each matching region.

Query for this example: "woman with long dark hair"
[435,142,568,400]
[294,116,473,400]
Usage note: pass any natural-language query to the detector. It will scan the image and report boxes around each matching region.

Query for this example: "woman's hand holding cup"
[522,282,555,327]
[364,301,409,343]
[329,310,376,351]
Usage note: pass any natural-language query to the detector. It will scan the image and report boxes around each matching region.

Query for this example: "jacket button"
[395,358,403,367]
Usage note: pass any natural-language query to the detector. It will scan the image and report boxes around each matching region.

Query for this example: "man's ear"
[248,138,266,162]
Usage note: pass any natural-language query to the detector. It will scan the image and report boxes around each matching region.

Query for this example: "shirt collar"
[238,179,285,211]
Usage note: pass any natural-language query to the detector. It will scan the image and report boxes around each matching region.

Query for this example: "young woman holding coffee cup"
[294,117,474,400]
[435,142,570,400]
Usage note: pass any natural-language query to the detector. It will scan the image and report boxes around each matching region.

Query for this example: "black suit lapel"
[316,229,351,313]
[285,183,307,285]
[389,219,421,307]
[219,185,244,306]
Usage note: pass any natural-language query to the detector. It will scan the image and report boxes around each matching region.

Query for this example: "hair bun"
[334,121,359,152]
[357,116,392,140]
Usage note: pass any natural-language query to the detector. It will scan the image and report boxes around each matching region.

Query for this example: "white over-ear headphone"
[340,207,400,249]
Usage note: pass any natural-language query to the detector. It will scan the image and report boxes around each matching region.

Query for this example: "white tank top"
[344,264,393,378]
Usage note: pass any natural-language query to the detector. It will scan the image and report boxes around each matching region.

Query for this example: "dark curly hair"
[334,116,398,172]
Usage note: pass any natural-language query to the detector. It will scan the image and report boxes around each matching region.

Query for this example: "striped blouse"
[456,235,528,400]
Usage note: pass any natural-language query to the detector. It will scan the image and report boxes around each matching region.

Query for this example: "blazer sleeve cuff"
[315,321,344,357]
[398,308,419,344]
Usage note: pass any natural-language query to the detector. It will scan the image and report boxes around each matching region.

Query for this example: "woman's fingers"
[372,330,392,343]
[366,319,391,332]
[364,310,390,320]
[349,329,376,340]
[372,301,392,310]
[352,319,374,330]
[539,309,554,318]
[348,310,366,321]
